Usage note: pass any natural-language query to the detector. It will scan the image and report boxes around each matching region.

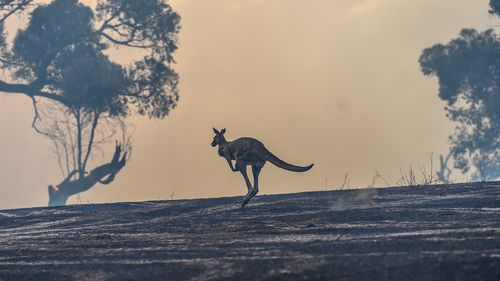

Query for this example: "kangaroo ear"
[213,128,219,134]
[221,128,226,134]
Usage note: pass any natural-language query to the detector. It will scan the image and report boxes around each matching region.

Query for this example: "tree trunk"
[48,143,127,206]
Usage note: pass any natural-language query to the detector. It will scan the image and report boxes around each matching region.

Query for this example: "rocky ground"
[0,181,499,281]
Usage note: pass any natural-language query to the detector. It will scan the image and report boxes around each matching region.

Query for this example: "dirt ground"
[0,181,499,281]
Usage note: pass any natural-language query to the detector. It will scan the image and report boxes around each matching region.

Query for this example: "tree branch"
[82,111,100,173]
[0,80,68,105]
[99,31,154,48]
[0,0,33,23]
[48,142,128,206]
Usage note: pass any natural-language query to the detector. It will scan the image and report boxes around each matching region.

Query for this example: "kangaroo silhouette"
[211,128,314,207]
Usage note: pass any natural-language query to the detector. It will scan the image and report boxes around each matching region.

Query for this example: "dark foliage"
[1,0,180,118]
[0,1,33,52]
[419,29,500,180]
[490,0,500,16]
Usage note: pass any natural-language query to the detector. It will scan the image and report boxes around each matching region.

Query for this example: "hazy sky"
[0,0,497,209]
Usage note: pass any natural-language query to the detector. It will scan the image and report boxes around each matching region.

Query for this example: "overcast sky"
[0,0,497,209]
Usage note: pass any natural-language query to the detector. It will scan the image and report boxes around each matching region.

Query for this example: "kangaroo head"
[211,128,226,147]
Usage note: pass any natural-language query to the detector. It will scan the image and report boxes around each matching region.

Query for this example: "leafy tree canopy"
[1,1,34,50]
[1,0,180,118]
[419,29,500,180]
[490,0,500,16]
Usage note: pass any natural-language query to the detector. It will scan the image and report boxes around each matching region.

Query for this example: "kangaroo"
[211,128,314,207]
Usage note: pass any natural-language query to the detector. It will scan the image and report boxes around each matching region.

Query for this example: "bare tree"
[31,99,132,206]
[436,153,452,183]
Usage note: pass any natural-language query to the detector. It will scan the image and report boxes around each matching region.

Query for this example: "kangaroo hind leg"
[237,162,253,195]
[241,165,261,208]
[250,165,261,197]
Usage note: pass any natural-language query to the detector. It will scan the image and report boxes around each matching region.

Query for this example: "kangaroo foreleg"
[225,157,238,172]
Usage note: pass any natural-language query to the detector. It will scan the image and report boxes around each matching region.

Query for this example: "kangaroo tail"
[265,150,314,172]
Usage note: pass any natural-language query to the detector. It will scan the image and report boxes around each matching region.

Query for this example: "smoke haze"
[0,0,496,209]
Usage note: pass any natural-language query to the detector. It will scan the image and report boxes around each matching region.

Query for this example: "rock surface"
[0,182,499,280]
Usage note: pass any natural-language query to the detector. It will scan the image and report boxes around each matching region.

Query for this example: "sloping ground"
[0,182,499,281]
